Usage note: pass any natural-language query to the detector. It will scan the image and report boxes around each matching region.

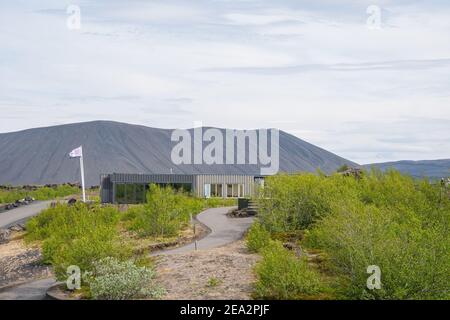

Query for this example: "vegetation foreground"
[247,170,450,300]
[18,171,450,300]
[0,185,80,204]
[24,185,235,300]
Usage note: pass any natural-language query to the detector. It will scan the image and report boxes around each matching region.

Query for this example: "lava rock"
[0,229,11,244]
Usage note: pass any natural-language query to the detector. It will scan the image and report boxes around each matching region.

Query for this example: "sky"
[1,0,449,164]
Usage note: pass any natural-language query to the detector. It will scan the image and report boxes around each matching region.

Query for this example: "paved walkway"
[154,206,254,255]
[0,201,52,229]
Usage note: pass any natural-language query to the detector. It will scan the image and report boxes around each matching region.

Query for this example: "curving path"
[154,206,254,255]
[0,206,254,299]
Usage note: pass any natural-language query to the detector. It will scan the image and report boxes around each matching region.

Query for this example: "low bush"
[203,197,237,208]
[246,221,271,253]
[257,169,450,300]
[26,203,131,279]
[86,257,165,300]
[253,241,325,299]
[306,201,450,300]
[126,184,204,238]
[257,173,358,231]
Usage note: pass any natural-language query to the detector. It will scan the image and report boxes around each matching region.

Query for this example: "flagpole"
[79,152,86,202]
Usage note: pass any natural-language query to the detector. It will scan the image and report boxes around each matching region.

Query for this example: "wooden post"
[191,213,198,251]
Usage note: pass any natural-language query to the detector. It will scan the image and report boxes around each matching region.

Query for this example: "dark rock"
[9,224,25,232]
[0,229,11,244]
[283,242,302,257]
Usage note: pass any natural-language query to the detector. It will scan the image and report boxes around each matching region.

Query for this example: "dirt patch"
[0,232,52,288]
[154,240,260,300]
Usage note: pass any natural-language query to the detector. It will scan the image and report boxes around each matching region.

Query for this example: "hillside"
[365,159,450,180]
[0,121,357,186]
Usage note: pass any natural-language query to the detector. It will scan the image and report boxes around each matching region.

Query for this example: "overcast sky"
[1,0,449,164]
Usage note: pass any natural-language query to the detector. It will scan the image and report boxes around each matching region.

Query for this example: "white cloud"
[0,0,450,164]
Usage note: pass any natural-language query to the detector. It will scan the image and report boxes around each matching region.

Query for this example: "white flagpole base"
[80,156,86,202]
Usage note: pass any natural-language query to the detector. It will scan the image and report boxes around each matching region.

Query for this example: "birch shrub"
[256,170,450,300]
[246,221,271,253]
[126,184,204,237]
[305,200,450,299]
[253,241,325,299]
[26,203,131,279]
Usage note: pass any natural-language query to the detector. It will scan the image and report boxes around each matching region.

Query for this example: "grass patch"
[207,277,223,288]
[0,184,80,204]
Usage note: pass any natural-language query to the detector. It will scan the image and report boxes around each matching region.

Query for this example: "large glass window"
[116,184,126,203]
[232,184,239,197]
[135,184,145,203]
[210,184,223,197]
[156,183,192,193]
[227,184,233,198]
[226,184,245,198]
[115,183,147,204]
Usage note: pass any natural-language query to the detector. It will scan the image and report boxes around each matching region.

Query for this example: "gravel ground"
[154,240,260,300]
[0,234,52,289]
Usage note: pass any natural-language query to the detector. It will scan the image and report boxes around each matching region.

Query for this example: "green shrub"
[26,203,131,280]
[256,170,450,300]
[86,257,165,300]
[258,173,358,231]
[127,184,204,238]
[254,241,325,299]
[306,201,450,300]
[246,221,271,253]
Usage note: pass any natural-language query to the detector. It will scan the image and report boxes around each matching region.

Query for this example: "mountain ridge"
[364,159,450,180]
[0,121,357,186]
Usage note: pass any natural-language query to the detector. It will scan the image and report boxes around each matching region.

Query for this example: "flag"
[69,146,83,158]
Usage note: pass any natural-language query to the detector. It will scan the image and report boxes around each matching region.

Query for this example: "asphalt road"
[0,201,52,229]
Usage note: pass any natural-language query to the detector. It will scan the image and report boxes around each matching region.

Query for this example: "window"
[239,184,244,197]
[226,184,245,198]
[232,184,239,197]
[204,184,211,198]
[210,184,223,197]
[115,183,146,204]
[135,184,145,203]
[116,184,126,203]
[156,183,192,193]
[227,184,233,198]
